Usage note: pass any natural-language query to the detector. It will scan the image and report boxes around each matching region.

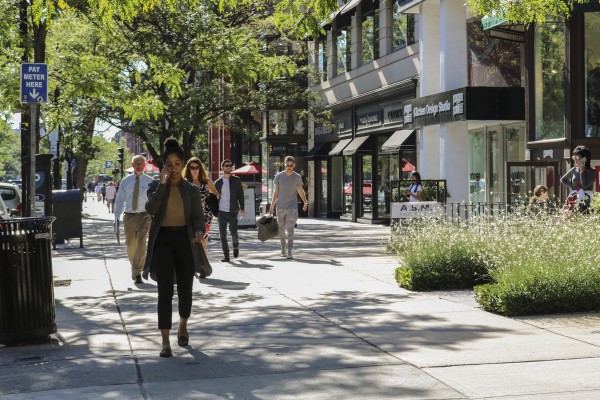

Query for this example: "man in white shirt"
[114,155,154,283]
[215,160,245,262]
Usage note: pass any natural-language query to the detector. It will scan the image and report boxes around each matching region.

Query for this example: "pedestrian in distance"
[101,183,107,203]
[95,182,102,202]
[105,181,116,213]
[184,157,218,266]
[528,185,550,215]
[405,171,423,202]
[215,159,245,262]
[114,155,154,284]
[143,137,210,358]
[268,156,308,260]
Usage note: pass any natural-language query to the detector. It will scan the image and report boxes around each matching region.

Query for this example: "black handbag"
[207,193,219,217]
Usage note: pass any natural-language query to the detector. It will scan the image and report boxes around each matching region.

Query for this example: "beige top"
[160,185,185,226]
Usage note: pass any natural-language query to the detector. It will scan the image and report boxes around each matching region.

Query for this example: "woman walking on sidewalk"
[183,157,218,270]
[143,137,211,358]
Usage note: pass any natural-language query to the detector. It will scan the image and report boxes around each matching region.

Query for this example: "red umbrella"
[344,182,372,196]
[401,159,416,172]
[231,162,261,175]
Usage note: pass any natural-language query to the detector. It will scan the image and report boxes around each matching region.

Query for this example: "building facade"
[309,0,600,223]
[308,0,419,223]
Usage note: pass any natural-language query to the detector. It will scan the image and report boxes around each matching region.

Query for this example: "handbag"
[257,214,279,242]
[207,193,219,217]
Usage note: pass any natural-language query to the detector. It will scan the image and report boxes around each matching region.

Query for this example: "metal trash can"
[52,189,83,248]
[0,217,56,344]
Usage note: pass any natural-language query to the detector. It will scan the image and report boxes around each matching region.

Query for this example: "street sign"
[105,161,113,168]
[21,63,48,103]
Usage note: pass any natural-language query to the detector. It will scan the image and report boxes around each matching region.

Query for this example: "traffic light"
[117,148,124,166]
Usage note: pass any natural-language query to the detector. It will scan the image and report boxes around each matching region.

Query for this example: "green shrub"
[390,218,491,291]
[390,213,600,315]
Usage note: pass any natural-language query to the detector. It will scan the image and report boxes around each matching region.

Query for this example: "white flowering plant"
[390,210,600,315]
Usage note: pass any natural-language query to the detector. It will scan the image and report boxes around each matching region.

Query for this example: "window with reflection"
[291,110,307,135]
[534,21,565,141]
[317,39,327,82]
[336,27,351,75]
[467,20,521,87]
[362,12,379,64]
[585,12,600,137]
[392,4,415,51]
[269,110,288,135]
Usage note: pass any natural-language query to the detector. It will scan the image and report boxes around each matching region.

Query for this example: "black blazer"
[215,175,245,214]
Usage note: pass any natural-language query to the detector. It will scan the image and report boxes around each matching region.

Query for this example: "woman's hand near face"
[160,168,170,184]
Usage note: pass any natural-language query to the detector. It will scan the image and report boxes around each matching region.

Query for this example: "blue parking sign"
[21,63,48,103]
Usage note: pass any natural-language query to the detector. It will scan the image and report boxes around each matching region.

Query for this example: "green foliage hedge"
[389,214,600,315]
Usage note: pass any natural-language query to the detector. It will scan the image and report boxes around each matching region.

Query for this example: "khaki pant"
[123,213,152,277]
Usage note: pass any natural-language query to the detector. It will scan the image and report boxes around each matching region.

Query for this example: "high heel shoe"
[177,330,189,347]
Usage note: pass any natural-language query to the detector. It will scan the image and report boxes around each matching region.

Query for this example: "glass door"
[318,159,328,215]
[506,161,560,210]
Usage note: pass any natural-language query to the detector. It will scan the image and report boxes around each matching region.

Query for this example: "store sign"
[402,88,466,129]
[391,201,445,222]
[269,143,308,156]
[356,110,382,130]
[270,143,288,155]
[384,105,404,126]
[315,124,333,136]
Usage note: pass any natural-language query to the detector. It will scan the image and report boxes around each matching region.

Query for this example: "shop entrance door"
[506,161,560,210]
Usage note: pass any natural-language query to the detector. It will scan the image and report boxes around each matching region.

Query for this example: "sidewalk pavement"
[2,194,600,399]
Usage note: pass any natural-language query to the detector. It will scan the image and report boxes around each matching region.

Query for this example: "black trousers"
[153,227,195,329]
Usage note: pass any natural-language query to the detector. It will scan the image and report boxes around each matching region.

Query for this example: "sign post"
[21,63,48,217]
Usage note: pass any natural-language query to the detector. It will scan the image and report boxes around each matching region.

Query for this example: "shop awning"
[342,135,371,156]
[328,138,353,156]
[381,129,414,151]
[305,142,332,159]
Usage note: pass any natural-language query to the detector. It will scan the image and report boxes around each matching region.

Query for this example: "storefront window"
[343,156,353,214]
[534,21,566,141]
[585,12,600,137]
[362,12,378,64]
[337,27,351,75]
[318,160,328,214]
[362,155,373,217]
[505,126,526,200]
[467,20,521,87]
[377,137,391,218]
[392,4,415,51]
[469,125,525,203]
[469,130,486,202]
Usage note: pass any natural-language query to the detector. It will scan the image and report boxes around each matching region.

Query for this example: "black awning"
[329,138,353,156]
[342,136,371,156]
[381,130,414,152]
[305,142,332,159]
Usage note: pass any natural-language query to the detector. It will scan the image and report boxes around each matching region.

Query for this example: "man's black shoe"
[133,275,143,284]
[221,256,230,262]
[233,248,239,258]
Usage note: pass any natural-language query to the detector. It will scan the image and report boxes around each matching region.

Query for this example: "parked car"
[0,182,23,216]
